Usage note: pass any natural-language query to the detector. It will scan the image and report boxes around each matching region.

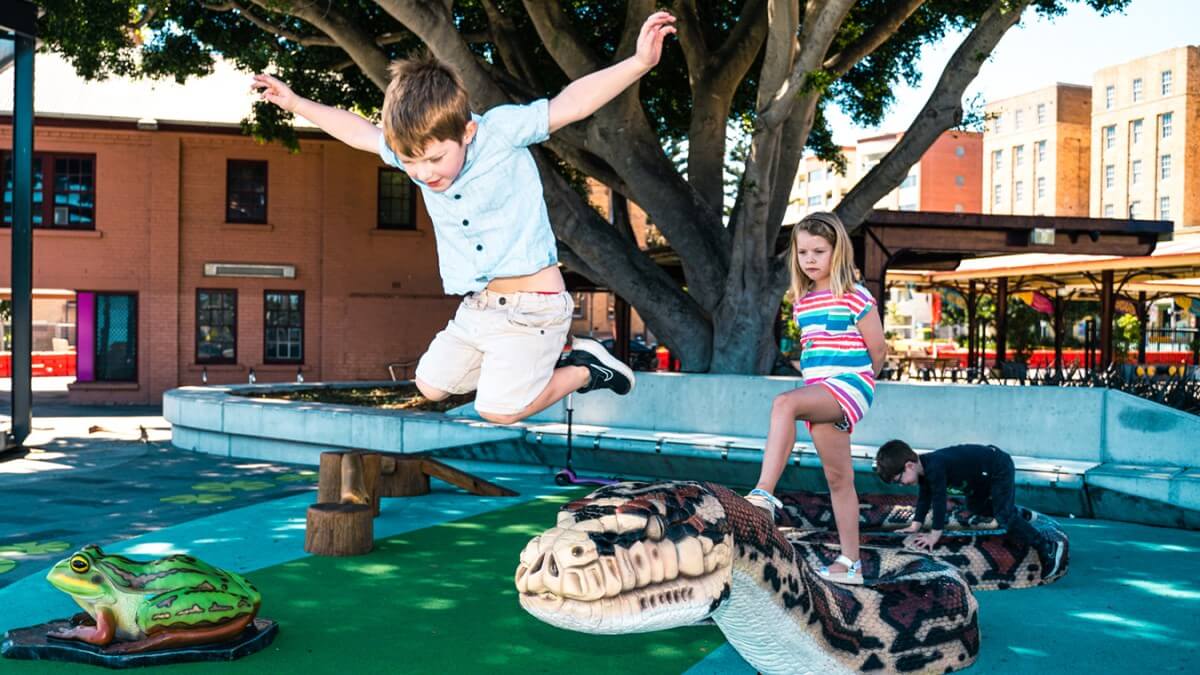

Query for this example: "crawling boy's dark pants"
[965,447,1045,548]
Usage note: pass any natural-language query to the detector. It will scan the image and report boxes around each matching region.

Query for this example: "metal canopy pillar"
[3,1,37,449]
[966,281,978,377]
[1100,270,1115,367]
[1052,292,1065,377]
[995,278,1009,372]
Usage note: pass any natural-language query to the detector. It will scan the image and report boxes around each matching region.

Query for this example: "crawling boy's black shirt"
[913,443,1007,531]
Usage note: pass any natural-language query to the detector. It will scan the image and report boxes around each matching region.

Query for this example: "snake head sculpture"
[515,481,741,633]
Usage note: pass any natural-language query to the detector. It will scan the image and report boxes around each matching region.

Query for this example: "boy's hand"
[634,11,677,71]
[251,74,299,112]
[898,521,921,534]
[912,530,943,551]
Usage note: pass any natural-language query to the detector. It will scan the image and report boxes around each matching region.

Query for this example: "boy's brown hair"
[382,54,472,158]
[874,439,918,483]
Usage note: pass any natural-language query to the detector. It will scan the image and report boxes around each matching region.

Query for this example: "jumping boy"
[874,440,1065,577]
[252,12,677,424]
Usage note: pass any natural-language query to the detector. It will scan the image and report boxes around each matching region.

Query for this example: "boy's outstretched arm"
[547,11,676,133]
[252,74,381,154]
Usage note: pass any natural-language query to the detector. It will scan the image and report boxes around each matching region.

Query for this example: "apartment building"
[1091,45,1200,231]
[983,83,1091,216]
[787,130,981,222]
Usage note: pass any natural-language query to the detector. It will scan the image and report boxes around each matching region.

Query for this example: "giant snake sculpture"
[515,481,1069,674]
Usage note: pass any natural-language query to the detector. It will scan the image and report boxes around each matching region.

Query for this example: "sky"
[824,0,1200,145]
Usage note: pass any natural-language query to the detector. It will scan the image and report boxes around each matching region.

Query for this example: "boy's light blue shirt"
[378,98,558,296]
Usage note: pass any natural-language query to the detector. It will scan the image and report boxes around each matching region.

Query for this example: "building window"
[1131,159,1142,185]
[992,150,1003,172]
[1104,164,1115,189]
[1161,112,1173,138]
[1015,145,1026,167]
[1132,77,1143,102]
[1036,103,1047,125]
[993,184,1003,206]
[75,292,138,383]
[1105,85,1115,109]
[806,195,822,206]
[955,145,965,158]
[1160,196,1171,220]
[955,175,965,187]
[1131,118,1143,144]
[1014,110,1024,130]
[1104,125,1116,149]
[378,168,417,230]
[1036,176,1046,200]
[1103,203,1114,217]
[1036,140,1046,163]
[1161,154,1172,180]
[899,203,918,211]
[1129,200,1141,218]
[264,291,304,364]
[993,113,1003,133]
[226,160,267,224]
[1162,70,1173,96]
[196,289,237,364]
[900,174,917,189]
[808,169,824,182]
[2,152,97,229]
[1015,181,1024,202]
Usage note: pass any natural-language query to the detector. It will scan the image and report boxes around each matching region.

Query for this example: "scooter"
[554,393,621,486]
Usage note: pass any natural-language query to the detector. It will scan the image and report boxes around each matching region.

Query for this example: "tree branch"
[201,1,337,47]
[520,0,603,79]
[236,0,392,89]
[823,0,926,77]
[478,0,543,90]
[758,0,855,130]
[835,0,1034,230]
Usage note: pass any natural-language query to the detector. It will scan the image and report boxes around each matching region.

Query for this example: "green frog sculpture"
[44,545,261,654]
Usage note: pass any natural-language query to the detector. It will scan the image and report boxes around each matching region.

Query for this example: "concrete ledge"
[164,383,525,465]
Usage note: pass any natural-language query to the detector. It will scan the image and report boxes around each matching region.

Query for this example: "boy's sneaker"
[1035,539,1065,578]
[562,337,635,395]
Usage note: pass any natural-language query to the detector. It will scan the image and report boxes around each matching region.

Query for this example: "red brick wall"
[0,121,456,404]
[919,131,983,213]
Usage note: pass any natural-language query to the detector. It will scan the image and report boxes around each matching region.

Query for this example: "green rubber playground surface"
[4,493,725,674]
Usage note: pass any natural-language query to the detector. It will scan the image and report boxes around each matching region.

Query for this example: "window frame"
[1131,118,1144,145]
[1161,70,1173,96]
[1104,125,1116,149]
[1104,85,1115,109]
[1014,145,1025,167]
[2,151,98,230]
[91,291,139,383]
[1160,154,1172,180]
[1132,77,1143,102]
[1131,159,1142,185]
[1036,103,1047,125]
[225,159,269,224]
[1103,203,1114,218]
[1104,164,1115,189]
[1036,140,1047,163]
[1159,196,1171,220]
[263,290,305,365]
[1161,112,1173,138]
[377,167,419,230]
[1036,176,1046,200]
[196,288,238,365]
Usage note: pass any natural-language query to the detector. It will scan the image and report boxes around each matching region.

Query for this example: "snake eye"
[644,515,666,542]
[69,555,90,574]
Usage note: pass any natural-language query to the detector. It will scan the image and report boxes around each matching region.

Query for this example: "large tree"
[36,0,1128,373]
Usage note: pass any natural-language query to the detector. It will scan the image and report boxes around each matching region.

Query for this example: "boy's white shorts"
[415,289,573,415]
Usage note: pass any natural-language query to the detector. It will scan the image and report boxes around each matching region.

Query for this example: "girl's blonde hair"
[788,211,859,299]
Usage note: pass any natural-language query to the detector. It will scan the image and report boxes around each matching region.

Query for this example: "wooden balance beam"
[305,450,518,556]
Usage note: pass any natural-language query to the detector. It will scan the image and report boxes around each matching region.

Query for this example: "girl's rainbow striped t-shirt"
[793,283,876,383]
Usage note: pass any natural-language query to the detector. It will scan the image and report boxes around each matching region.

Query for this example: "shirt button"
[454,194,462,200]
[462,219,469,226]
[476,244,483,251]
[498,297,507,305]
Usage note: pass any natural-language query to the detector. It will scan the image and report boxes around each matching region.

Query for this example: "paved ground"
[0,403,1197,673]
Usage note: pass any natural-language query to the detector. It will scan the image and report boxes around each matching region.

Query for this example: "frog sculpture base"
[1,617,279,669]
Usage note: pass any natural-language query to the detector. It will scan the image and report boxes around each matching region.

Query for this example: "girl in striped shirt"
[745,212,886,585]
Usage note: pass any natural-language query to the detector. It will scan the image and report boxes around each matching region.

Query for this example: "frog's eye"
[69,555,90,574]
